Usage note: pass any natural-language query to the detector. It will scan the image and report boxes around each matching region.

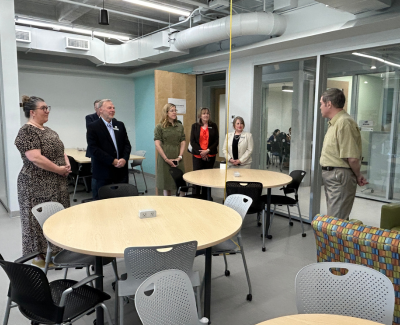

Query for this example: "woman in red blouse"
[190,108,219,198]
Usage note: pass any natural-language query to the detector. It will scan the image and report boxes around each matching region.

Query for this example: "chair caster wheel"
[145,190,148,193]
[247,294,252,301]
[302,233,306,237]
[267,235,272,239]
[257,222,261,227]
[225,270,230,276]
[93,320,96,325]
[73,199,77,202]
[262,247,266,252]
[289,222,293,226]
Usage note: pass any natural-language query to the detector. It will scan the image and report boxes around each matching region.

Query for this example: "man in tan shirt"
[320,88,368,220]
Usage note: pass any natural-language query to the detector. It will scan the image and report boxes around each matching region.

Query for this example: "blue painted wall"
[134,68,192,175]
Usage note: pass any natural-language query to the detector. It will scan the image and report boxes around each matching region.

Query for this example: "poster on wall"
[168,98,186,114]
[177,115,183,125]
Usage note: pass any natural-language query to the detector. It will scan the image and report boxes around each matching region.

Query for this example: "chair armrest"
[59,274,103,307]
[14,251,40,264]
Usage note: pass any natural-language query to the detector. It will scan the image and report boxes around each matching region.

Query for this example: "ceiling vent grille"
[16,30,31,43]
[66,37,90,51]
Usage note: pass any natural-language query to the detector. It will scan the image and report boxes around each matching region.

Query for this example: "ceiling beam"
[175,0,208,7]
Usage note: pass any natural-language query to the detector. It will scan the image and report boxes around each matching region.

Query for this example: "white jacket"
[222,131,254,167]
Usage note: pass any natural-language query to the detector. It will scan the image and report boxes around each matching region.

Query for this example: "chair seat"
[117,270,200,297]
[262,195,297,206]
[54,250,114,267]
[196,239,239,256]
[19,279,110,324]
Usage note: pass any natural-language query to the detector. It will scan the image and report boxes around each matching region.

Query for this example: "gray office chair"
[296,262,395,325]
[130,150,148,193]
[197,194,253,301]
[68,155,92,202]
[117,241,201,325]
[135,269,208,325]
[98,183,139,199]
[31,202,117,278]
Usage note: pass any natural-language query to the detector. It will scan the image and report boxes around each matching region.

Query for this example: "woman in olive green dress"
[154,103,186,196]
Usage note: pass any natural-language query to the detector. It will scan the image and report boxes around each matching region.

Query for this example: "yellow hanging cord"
[223,0,233,201]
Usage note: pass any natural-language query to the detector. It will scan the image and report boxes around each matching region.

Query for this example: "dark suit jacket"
[85,113,100,157]
[190,122,219,155]
[86,118,131,181]
[86,112,100,127]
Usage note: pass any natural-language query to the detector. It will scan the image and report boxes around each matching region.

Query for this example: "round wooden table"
[256,314,381,325]
[44,196,242,325]
[183,169,292,251]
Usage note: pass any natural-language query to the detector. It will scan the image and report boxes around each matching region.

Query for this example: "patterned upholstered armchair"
[312,215,400,325]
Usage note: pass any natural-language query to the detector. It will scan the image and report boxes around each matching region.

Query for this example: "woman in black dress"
[15,95,71,268]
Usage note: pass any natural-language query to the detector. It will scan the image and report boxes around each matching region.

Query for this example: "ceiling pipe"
[173,11,286,51]
[54,0,171,25]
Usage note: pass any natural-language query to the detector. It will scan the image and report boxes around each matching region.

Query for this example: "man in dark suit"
[85,99,101,158]
[87,99,132,199]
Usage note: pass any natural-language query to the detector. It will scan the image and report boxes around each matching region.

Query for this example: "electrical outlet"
[139,209,157,219]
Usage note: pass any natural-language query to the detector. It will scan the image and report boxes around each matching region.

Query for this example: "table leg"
[266,188,271,239]
[204,247,212,323]
[95,256,104,325]
[207,187,212,201]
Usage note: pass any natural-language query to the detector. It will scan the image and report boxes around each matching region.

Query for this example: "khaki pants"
[322,168,357,220]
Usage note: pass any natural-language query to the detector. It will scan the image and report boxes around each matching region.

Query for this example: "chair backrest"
[169,168,187,195]
[124,241,197,282]
[67,155,80,174]
[135,269,206,325]
[226,182,263,211]
[31,202,65,228]
[98,183,139,199]
[224,194,253,221]
[131,150,146,168]
[284,170,306,197]
[271,139,281,153]
[296,262,395,325]
[0,258,61,322]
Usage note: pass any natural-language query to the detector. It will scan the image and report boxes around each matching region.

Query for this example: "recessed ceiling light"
[370,65,376,69]
[282,85,293,92]
[123,0,191,16]
[364,81,368,84]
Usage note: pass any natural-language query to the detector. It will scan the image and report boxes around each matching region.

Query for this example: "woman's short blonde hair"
[159,103,177,128]
[197,107,212,125]
[232,116,245,128]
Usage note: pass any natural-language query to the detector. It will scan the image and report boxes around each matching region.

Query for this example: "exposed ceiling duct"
[172,12,286,51]
[15,12,286,67]
[314,0,391,15]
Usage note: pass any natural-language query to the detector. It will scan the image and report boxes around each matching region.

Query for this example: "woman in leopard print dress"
[15,96,72,267]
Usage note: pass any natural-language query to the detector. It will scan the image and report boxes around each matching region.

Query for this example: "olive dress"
[154,123,185,191]
[15,124,70,255]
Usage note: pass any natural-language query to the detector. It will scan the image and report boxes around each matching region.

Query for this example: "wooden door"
[154,70,196,194]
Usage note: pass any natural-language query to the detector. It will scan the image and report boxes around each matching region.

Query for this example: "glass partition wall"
[325,46,400,202]
[259,58,317,222]
[256,44,400,224]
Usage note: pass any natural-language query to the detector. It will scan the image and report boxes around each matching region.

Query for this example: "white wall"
[18,69,136,152]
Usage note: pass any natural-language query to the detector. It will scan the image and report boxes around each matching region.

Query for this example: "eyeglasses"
[37,106,51,112]
[169,109,178,113]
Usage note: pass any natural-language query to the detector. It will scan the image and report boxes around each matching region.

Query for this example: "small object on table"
[234,172,241,177]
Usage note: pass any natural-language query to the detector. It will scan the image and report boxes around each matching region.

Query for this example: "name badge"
[113,126,119,131]
[208,127,212,129]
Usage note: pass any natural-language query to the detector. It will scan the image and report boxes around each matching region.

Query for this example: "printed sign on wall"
[168,98,186,114]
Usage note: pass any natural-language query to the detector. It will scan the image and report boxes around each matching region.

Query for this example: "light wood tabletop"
[65,148,145,164]
[256,314,381,325]
[183,168,292,189]
[43,196,242,257]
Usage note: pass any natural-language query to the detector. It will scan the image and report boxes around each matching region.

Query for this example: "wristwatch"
[178,155,183,160]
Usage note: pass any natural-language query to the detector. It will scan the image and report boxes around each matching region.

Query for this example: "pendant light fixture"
[99,0,109,25]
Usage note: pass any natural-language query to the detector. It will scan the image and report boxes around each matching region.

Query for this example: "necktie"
[107,123,119,158]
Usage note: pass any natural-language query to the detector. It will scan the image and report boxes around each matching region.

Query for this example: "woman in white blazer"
[222,116,254,169]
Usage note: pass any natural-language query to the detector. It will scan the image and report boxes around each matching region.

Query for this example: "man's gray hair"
[98,99,112,109]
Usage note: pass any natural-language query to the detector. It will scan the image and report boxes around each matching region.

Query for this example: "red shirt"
[194,127,216,158]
